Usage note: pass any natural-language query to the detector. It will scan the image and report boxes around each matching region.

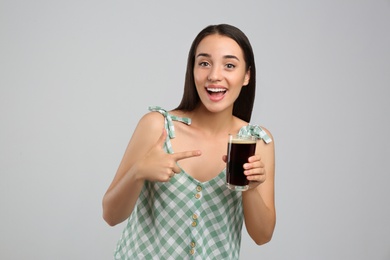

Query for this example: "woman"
[103,24,276,259]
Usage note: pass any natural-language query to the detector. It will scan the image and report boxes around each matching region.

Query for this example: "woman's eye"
[226,63,236,69]
[199,61,210,67]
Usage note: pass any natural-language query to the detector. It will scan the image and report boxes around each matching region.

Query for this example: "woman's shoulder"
[137,109,166,130]
[130,108,164,136]
[255,125,273,140]
[137,106,190,130]
[235,116,274,144]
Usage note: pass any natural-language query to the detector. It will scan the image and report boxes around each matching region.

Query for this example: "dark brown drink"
[226,137,256,191]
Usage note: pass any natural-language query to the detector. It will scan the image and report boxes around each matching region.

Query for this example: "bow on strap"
[148,106,191,139]
[238,124,272,144]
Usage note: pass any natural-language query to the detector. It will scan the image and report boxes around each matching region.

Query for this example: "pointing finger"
[172,150,202,162]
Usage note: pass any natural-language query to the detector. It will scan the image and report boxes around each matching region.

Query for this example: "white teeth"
[206,88,226,92]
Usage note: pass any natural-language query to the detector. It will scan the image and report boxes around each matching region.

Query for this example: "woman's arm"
[242,127,276,245]
[102,112,201,226]
[102,113,164,226]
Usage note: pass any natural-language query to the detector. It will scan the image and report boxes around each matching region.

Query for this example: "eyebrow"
[196,53,240,61]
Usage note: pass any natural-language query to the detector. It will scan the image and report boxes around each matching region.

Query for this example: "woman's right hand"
[133,128,201,182]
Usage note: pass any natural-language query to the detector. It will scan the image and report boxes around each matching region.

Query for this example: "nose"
[207,66,222,82]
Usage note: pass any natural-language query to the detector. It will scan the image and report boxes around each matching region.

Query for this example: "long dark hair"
[175,24,256,122]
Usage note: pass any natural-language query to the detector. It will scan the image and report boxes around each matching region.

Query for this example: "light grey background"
[1,0,389,259]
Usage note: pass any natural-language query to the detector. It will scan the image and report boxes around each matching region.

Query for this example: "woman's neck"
[187,105,237,136]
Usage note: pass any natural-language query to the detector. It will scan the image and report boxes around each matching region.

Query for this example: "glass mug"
[226,134,257,191]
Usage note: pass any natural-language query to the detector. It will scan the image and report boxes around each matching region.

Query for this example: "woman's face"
[193,34,250,114]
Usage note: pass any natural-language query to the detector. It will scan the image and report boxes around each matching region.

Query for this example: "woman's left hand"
[222,154,266,190]
[244,154,266,190]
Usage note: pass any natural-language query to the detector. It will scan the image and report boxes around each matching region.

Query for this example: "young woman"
[103,24,276,259]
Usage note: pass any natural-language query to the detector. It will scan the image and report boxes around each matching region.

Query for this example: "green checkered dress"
[114,107,272,260]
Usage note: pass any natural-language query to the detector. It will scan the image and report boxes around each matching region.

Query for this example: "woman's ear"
[243,68,250,86]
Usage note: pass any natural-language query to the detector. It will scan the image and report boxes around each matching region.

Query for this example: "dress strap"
[238,124,272,144]
[148,106,191,139]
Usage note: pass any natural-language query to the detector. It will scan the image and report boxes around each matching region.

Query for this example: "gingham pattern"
[114,107,272,260]
[238,124,272,144]
[148,106,191,139]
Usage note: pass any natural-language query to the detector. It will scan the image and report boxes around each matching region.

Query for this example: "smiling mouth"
[206,87,227,95]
